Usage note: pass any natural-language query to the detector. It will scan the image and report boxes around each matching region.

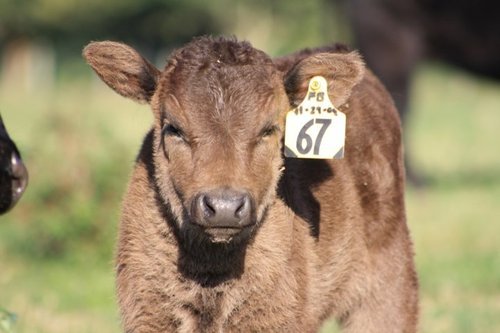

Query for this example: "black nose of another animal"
[0,151,28,214]
[193,189,254,229]
[10,152,28,201]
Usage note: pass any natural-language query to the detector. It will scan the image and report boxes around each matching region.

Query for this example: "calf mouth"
[203,224,255,243]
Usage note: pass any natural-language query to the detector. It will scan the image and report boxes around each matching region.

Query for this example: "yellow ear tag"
[284,76,346,159]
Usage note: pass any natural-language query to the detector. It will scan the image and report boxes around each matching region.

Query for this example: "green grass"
[0,254,119,333]
[0,75,149,333]
[405,64,500,333]
[1,63,500,332]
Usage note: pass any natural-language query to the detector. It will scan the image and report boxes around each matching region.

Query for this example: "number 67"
[296,118,332,155]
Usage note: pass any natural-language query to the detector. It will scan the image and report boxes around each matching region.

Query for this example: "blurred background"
[0,0,499,332]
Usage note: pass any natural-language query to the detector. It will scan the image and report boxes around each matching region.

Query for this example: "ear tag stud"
[284,76,346,159]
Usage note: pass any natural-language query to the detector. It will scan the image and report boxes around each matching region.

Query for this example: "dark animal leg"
[348,0,427,186]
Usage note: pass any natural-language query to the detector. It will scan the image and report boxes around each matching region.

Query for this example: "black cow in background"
[347,0,500,185]
[0,115,28,214]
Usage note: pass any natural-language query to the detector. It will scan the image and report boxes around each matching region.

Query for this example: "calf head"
[83,36,363,247]
[0,115,28,214]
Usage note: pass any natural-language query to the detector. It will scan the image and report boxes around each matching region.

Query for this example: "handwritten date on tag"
[284,76,346,159]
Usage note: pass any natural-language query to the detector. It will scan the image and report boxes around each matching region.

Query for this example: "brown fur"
[83,36,418,332]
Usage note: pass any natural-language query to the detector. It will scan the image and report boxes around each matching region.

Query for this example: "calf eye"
[260,125,279,138]
[163,124,184,139]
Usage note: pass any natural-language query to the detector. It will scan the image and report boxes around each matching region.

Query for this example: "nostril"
[235,196,250,218]
[202,195,216,217]
[10,152,27,179]
[9,152,28,198]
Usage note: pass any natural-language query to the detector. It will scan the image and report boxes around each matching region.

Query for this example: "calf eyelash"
[163,124,184,138]
[259,125,279,138]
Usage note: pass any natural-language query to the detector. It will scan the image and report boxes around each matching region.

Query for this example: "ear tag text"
[284,76,346,159]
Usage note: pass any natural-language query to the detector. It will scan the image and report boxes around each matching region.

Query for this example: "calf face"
[0,115,28,214]
[83,36,363,247]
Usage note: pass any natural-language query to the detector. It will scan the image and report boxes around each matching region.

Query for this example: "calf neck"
[83,36,418,332]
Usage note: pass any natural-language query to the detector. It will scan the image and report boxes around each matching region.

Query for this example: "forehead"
[178,65,276,112]
[158,37,283,124]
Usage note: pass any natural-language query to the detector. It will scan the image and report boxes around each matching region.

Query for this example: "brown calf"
[83,36,418,333]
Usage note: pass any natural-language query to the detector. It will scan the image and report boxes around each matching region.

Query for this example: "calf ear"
[284,52,365,108]
[83,41,160,103]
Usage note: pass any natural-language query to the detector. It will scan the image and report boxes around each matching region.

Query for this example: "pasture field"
[1,63,499,333]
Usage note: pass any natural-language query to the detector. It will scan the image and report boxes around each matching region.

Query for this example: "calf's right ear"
[83,41,160,103]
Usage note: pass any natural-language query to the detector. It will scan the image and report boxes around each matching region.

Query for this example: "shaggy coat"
[83,36,418,333]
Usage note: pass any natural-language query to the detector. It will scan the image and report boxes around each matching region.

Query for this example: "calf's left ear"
[83,41,160,103]
[284,52,365,108]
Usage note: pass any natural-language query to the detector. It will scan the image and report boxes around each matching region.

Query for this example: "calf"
[0,115,28,214]
[83,36,418,333]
